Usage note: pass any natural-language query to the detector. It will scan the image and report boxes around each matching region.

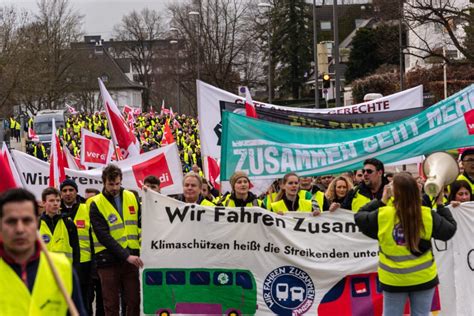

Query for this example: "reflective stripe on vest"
[377,205,437,287]
[39,219,73,262]
[456,174,474,193]
[74,203,92,263]
[0,252,72,315]
[270,199,312,213]
[91,190,140,254]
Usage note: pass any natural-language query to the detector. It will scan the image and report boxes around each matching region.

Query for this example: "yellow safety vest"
[33,145,46,158]
[314,191,325,211]
[351,190,394,212]
[271,198,313,213]
[264,192,279,210]
[92,190,140,254]
[0,252,72,316]
[377,205,437,287]
[39,218,73,262]
[73,204,92,263]
[223,195,262,207]
[456,174,474,193]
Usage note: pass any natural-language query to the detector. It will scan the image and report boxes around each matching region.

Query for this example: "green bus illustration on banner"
[143,268,257,315]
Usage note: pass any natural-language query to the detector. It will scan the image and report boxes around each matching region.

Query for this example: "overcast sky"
[1,0,181,40]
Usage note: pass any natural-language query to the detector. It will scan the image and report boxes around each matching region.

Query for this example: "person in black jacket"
[39,187,80,271]
[354,172,456,316]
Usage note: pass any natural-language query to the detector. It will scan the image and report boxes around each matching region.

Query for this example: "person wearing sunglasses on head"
[342,158,390,212]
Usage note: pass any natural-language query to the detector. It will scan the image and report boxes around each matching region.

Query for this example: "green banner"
[221,85,474,180]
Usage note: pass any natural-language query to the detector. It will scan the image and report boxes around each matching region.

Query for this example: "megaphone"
[423,152,459,196]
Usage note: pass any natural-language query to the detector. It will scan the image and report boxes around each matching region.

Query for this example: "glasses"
[362,169,375,174]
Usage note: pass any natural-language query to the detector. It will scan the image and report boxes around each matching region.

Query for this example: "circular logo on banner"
[263,266,315,316]
[42,234,51,244]
[108,214,118,224]
[392,223,406,245]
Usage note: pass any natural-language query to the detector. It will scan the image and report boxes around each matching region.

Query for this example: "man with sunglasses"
[457,149,474,192]
[342,158,389,212]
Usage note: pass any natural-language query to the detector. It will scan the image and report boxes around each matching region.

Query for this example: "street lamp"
[170,40,181,113]
[258,2,273,103]
[188,11,201,80]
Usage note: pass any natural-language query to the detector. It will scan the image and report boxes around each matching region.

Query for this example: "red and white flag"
[28,127,39,142]
[66,104,78,115]
[0,142,23,193]
[204,156,221,191]
[98,78,140,159]
[80,128,114,168]
[161,120,175,146]
[49,119,66,188]
[111,146,124,161]
[244,87,258,118]
[160,100,170,116]
[172,118,182,130]
[170,106,175,118]
[63,145,85,170]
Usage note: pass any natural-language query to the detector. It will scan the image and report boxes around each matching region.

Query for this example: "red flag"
[244,86,258,118]
[0,142,23,193]
[98,78,140,159]
[205,156,221,191]
[161,120,175,146]
[49,119,66,188]
[111,146,124,161]
[28,128,39,142]
[80,128,114,168]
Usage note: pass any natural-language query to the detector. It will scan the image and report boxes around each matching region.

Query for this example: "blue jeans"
[383,287,435,316]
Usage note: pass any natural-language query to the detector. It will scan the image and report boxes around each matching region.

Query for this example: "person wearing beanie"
[60,179,102,316]
[219,171,262,207]
[457,149,474,192]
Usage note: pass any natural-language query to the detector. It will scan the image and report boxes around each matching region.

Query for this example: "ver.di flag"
[80,128,114,168]
[98,78,140,159]
[220,84,474,180]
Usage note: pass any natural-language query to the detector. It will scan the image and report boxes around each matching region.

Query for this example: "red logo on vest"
[75,220,85,229]
[464,109,474,135]
[132,153,174,189]
[129,206,136,215]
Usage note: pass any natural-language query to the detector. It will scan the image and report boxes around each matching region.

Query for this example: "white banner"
[141,193,473,315]
[197,80,423,159]
[434,203,474,316]
[12,144,184,199]
[141,193,381,315]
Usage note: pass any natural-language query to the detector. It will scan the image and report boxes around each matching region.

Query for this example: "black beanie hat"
[60,178,78,192]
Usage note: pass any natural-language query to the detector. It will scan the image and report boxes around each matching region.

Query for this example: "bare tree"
[404,0,471,63]
[113,8,165,109]
[0,6,30,114]
[168,0,260,111]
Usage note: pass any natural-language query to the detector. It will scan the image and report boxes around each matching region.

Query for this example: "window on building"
[321,21,332,31]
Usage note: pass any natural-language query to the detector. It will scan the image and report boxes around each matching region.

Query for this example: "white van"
[33,110,66,143]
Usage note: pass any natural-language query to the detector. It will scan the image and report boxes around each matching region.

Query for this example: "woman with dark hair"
[270,173,315,215]
[448,179,472,208]
[354,172,456,316]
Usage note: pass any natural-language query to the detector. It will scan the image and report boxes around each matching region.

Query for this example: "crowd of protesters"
[3,105,472,315]
[17,109,203,174]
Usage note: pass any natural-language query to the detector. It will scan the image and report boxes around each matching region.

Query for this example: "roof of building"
[67,45,144,91]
